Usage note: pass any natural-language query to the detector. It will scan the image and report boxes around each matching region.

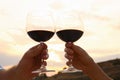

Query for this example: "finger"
[40,43,47,49]
[42,49,48,59]
[33,43,47,57]
[65,53,73,60]
[72,44,87,56]
[26,43,47,57]
[41,49,48,55]
[65,42,73,48]
[64,48,74,55]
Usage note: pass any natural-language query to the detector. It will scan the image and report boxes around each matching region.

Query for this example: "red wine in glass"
[56,29,83,42]
[56,29,84,73]
[27,30,55,73]
[26,10,55,74]
[55,10,84,73]
[27,30,54,42]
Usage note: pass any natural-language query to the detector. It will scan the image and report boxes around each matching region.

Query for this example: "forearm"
[0,70,6,80]
[5,66,18,80]
[85,63,113,80]
[0,66,17,80]
[3,65,33,80]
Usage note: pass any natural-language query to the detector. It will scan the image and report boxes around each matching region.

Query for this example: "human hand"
[15,43,47,80]
[65,42,113,80]
[65,42,95,72]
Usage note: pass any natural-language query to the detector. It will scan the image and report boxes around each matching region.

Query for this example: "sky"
[0,0,120,75]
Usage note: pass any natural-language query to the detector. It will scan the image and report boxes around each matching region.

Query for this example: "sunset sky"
[0,0,120,75]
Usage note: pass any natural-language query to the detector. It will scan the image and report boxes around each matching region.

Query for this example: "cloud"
[94,53,120,63]
[90,0,120,19]
[0,52,21,67]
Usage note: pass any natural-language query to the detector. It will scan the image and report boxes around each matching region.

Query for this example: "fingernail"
[69,42,73,46]
[40,43,47,49]
[66,42,73,48]
[40,43,44,46]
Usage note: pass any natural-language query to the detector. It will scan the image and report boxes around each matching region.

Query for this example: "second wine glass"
[26,10,55,74]
[56,11,84,73]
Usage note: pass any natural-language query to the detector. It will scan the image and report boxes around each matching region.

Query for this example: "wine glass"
[26,10,55,74]
[56,11,84,73]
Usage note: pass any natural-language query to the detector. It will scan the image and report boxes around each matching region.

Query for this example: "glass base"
[61,66,82,73]
[32,69,55,73]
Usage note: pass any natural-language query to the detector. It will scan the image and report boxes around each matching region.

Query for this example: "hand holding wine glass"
[65,42,114,80]
[56,11,84,73]
[26,10,55,74]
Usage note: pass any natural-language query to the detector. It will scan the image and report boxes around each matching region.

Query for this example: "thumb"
[71,44,87,56]
[65,42,87,56]
[25,43,47,58]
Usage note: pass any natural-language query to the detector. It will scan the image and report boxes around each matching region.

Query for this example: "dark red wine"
[27,30,54,42]
[56,29,83,42]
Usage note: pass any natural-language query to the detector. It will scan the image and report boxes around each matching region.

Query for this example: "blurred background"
[0,0,120,76]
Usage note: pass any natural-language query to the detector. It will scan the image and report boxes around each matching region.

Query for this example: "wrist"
[84,63,112,80]
[9,65,29,80]
[15,64,34,80]
[4,66,18,80]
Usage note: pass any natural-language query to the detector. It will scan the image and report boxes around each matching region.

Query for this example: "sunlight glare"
[49,44,64,51]
[48,51,62,62]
